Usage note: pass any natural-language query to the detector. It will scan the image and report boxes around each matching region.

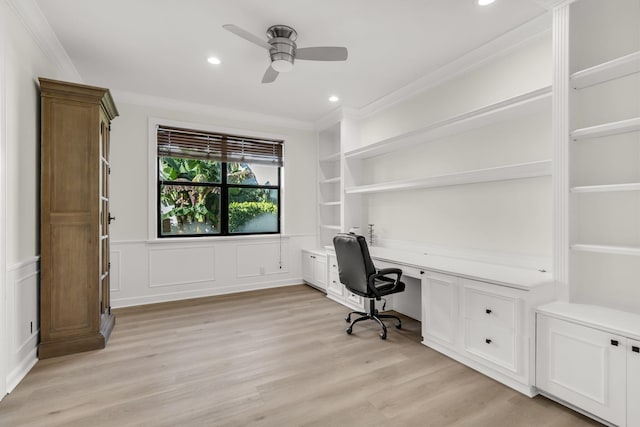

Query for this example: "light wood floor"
[0,285,601,427]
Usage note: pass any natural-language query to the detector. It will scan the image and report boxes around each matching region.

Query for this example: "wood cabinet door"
[536,315,626,426]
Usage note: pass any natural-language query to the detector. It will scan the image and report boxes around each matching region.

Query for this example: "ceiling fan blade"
[223,24,272,50]
[262,66,279,83]
[296,47,348,61]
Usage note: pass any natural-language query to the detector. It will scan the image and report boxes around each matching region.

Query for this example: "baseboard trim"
[6,345,37,393]
[422,338,536,398]
[111,278,304,308]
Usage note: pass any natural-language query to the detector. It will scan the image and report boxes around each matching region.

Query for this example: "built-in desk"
[360,246,555,397]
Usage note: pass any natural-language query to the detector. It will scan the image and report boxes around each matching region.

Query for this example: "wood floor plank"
[0,285,602,427]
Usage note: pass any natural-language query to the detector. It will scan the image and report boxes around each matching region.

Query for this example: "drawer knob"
[485,309,492,314]
[632,346,639,353]
[611,339,619,346]
[485,338,492,344]
[420,271,425,275]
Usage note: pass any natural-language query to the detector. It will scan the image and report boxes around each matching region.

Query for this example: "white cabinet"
[628,339,640,427]
[421,273,553,396]
[422,272,457,346]
[326,253,364,311]
[536,302,640,427]
[462,281,522,374]
[301,250,327,291]
[536,315,626,426]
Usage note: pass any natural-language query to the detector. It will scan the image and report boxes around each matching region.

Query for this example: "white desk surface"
[327,245,553,291]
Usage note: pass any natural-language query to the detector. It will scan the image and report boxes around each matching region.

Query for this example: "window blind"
[157,125,284,166]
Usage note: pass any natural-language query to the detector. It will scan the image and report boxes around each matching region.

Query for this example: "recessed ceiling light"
[207,56,221,65]
[329,95,339,102]
[477,0,495,5]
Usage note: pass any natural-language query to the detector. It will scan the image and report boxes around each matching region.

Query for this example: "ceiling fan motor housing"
[267,25,296,72]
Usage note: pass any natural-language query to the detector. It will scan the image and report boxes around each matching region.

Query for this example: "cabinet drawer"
[328,255,338,274]
[345,291,363,306]
[327,272,343,297]
[465,319,516,371]
[464,287,516,330]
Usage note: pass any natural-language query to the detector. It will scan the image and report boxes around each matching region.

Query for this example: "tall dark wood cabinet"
[39,78,118,358]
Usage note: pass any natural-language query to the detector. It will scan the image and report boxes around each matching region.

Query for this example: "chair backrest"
[333,233,376,296]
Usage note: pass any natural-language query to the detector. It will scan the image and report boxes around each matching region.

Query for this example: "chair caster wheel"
[396,323,402,329]
[345,316,351,323]
[380,333,387,340]
[346,327,352,334]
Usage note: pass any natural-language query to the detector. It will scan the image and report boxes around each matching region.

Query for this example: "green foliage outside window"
[159,157,278,236]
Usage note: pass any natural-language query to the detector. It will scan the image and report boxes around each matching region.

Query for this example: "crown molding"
[534,0,577,10]
[6,0,81,82]
[315,106,361,131]
[112,90,315,131]
[354,12,552,121]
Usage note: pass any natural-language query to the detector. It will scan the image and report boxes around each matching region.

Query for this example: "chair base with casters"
[345,298,402,340]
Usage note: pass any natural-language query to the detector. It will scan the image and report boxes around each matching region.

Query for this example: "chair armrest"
[367,269,403,298]
[377,268,402,276]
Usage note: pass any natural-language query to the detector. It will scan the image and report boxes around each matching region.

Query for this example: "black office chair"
[333,233,405,340]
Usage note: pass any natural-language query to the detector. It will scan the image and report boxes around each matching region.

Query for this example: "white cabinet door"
[536,315,626,427]
[422,273,457,345]
[302,252,314,283]
[629,339,640,427]
[314,255,327,289]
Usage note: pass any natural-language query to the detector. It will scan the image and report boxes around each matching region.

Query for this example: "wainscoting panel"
[111,235,315,308]
[149,246,215,288]
[110,250,121,292]
[6,257,40,393]
[236,241,290,278]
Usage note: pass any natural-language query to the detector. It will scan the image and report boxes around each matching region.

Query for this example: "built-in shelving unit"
[570,183,640,193]
[317,123,342,247]
[571,117,640,140]
[570,50,640,89]
[344,86,551,160]
[562,0,640,311]
[571,244,640,257]
[345,160,552,194]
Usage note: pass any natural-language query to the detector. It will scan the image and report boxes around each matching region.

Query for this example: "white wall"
[354,34,553,259]
[0,0,59,398]
[107,101,318,307]
[109,102,317,241]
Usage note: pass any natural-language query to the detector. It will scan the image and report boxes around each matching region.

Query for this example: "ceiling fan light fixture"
[272,59,294,73]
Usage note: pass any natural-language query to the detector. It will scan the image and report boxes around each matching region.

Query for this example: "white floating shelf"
[320,224,341,231]
[571,50,640,89]
[571,183,640,193]
[344,86,551,160]
[319,152,340,162]
[320,201,341,206]
[571,117,640,140]
[320,176,340,184]
[571,244,640,257]
[345,160,552,195]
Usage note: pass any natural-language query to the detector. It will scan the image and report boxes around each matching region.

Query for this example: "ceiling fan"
[222,24,348,83]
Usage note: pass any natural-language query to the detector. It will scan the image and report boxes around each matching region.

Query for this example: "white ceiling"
[35,0,548,124]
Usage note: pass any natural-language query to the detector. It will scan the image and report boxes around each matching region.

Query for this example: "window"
[157,125,283,237]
